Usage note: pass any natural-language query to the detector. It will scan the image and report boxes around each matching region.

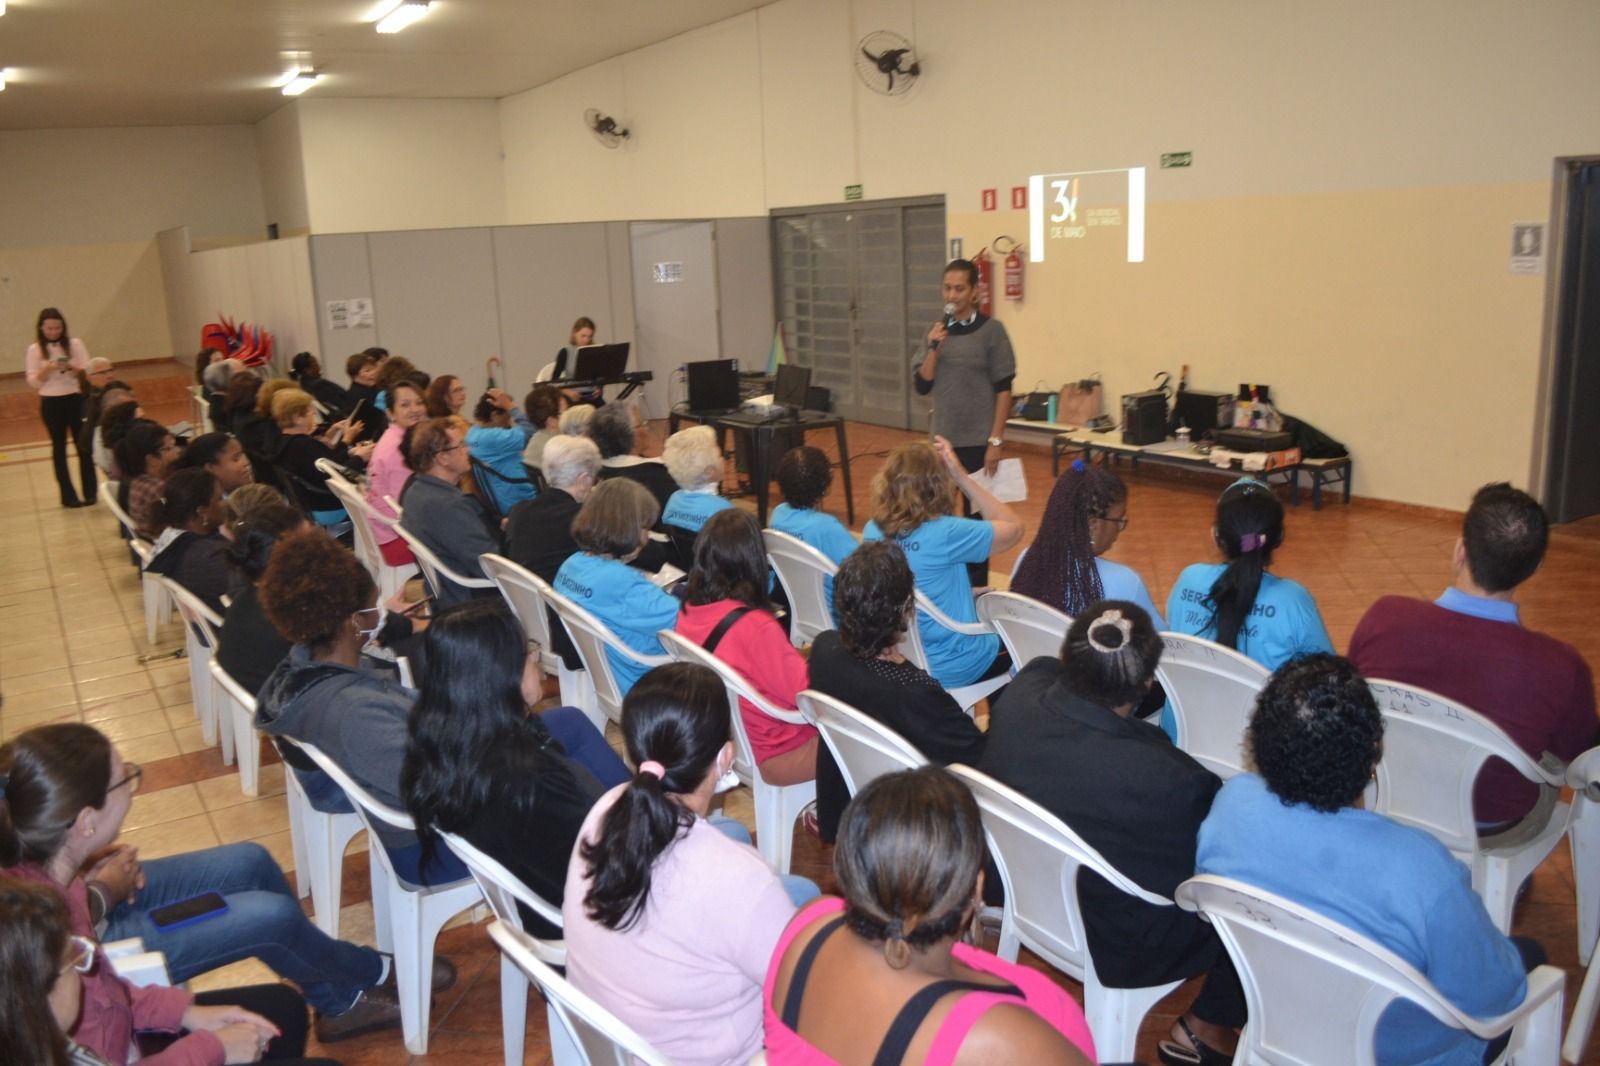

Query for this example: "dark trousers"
[41,393,94,504]
[142,983,338,1063]
[953,443,991,587]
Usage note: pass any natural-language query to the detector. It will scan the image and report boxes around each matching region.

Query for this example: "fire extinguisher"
[973,248,994,317]
[997,235,1024,302]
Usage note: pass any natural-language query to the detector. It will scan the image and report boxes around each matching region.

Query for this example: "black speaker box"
[1122,390,1168,445]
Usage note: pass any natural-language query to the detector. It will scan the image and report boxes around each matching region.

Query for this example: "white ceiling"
[0,0,773,130]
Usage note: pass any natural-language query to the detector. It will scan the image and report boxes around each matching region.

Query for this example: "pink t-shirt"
[674,600,817,766]
[26,337,91,397]
[364,424,410,546]
[563,784,798,1066]
[762,897,1098,1065]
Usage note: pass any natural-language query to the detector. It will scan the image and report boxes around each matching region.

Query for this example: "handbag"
[1058,375,1104,426]
[1015,381,1054,421]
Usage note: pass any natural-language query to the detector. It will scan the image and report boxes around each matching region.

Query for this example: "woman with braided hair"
[764,766,1094,1065]
[1012,458,1164,624]
[1165,477,1332,671]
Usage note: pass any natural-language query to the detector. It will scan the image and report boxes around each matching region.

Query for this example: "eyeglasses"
[108,762,142,795]
[65,934,97,974]
[1095,513,1130,530]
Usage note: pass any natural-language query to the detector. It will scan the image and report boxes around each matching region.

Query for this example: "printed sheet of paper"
[970,458,1027,502]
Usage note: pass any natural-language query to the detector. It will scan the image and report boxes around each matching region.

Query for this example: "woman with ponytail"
[765,766,1094,1065]
[1165,477,1332,671]
[1012,459,1164,624]
[564,662,815,1066]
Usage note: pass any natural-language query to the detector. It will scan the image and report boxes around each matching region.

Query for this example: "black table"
[668,406,854,526]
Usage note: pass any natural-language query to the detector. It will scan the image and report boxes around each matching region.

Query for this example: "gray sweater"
[913,315,1016,447]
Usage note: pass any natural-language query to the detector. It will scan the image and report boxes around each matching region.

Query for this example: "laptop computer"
[686,359,741,414]
[773,363,812,411]
[571,343,630,382]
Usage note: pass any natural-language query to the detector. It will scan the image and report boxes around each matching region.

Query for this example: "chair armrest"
[1452,963,1565,1040]
[914,593,996,638]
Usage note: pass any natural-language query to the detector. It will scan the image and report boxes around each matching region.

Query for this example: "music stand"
[572,343,630,382]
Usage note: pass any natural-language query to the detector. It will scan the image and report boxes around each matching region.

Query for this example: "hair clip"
[1086,608,1134,652]
[638,760,666,780]
[1071,458,1087,473]
[1238,532,1267,553]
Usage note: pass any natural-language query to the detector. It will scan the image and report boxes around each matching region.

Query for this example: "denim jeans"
[104,842,383,1015]
[542,705,631,788]
[708,814,821,907]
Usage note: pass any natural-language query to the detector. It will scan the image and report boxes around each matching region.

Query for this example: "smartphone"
[346,397,366,426]
[149,892,229,931]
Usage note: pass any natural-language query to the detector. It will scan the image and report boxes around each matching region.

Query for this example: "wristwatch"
[986,436,1004,448]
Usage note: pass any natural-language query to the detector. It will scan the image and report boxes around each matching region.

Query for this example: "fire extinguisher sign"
[1025,167,1146,264]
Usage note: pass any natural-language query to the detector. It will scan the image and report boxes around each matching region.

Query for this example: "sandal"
[1156,1017,1233,1066]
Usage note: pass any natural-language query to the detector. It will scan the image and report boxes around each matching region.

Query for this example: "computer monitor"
[773,363,812,410]
[686,359,741,413]
[571,343,630,382]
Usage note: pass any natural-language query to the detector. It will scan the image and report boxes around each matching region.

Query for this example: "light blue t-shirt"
[1164,563,1332,670]
[467,409,536,514]
[770,503,859,607]
[1198,774,1527,1065]
[554,551,679,695]
[862,515,999,688]
[661,489,734,534]
[1095,557,1166,629]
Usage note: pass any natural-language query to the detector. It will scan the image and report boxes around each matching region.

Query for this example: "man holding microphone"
[914,258,1016,584]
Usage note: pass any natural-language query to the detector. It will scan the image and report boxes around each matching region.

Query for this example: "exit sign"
[844,184,863,201]
[1161,152,1193,169]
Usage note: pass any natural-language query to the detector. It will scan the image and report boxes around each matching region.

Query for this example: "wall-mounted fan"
[855,31,921,96]
[584,108,630,147]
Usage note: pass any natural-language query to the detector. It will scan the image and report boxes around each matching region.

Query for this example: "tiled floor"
[4,407,1600,1064]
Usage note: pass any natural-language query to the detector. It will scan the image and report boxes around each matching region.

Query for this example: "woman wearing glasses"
[0,876,113,1065]
[0,722,392,1061]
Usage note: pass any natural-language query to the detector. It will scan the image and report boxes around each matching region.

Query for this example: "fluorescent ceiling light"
[376,1,431,33]
[0,1,7,16]
[282,71,321,96]
[0,69,7,92]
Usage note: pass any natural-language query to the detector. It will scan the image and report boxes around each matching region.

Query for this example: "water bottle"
[1046,394,1058,423]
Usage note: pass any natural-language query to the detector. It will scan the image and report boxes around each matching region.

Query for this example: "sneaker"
[379,953,457,994]
[314,985,403,1043]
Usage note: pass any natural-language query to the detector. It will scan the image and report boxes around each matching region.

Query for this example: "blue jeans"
[104,842,383,1015]
[708,814,820,907]
[542,705,631,788]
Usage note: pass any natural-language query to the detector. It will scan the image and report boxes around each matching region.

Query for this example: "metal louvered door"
[773,197,945,430]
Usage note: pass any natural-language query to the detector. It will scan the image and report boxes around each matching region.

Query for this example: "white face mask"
[355,603,388,644]
[713,750,741,794]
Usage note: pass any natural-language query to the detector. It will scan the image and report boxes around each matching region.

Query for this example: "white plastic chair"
[190,384,213,435]
[540,580,670,727]
[436,830,566,1066]
[154,577,223,751]
[487,919,672,1066]
[276,737,365,938]
[478,554,600,731]
[946,764,1184,1063]
[1153,632,1270,779]
[762,529,838,647]
[1176,874,1566,1066]
[1563,746,1600,1063]
[798,689,926,798]
[976,590,1072,669]
[658,629,816,874]
[1366,678,1571,933]
[101,481,172,643]
[896,589,1008,713]
[535,361,558,384]
[294,742,482,1054]
[207,658,261,796]
[393,521,495,604]
[313,456,357,493]
[326,477,417,600]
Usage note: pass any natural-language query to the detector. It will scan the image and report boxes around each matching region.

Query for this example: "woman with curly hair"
[764,766,1094,1064]
[809,541,985,842]
[1197,654,1538,1066]
[1011,458,1163,624]
[861,436,1022,689]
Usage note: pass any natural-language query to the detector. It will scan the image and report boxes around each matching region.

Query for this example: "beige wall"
[0,125,268,365]
[295,98,507,234]
[495,0,1598,507]
[256,104,311,237]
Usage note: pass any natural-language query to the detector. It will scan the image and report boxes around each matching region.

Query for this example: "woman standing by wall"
[25,308,95,507]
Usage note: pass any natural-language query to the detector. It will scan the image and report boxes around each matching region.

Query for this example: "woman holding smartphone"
[25,307,96,508]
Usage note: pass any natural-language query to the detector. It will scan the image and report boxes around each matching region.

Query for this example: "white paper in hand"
[970,458,1027,502]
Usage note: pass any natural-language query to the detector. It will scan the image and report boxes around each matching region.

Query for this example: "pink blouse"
[762,897,1097,1065]
[364,424,410,546]
[26,338,91,397]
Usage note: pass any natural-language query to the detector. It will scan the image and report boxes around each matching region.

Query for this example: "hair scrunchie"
[1071,458,1087,473]
[1238,532,1267,553]
[638,760,666,780]
[1086,608,1134,652]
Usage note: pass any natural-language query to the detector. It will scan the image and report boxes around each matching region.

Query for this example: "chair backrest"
[1367,678,1564,858]
[1152,632,1270,779]
[313,457,357,494]
[487,920,670,1066]
[156,575,222,649]
[540,579,668,725]
[325,477,386,581]
[480,553,559,650]
[762,529,838,646]
[535,361,557,383]
[976,590,1071,668]
[657,628,810,788]
[945,764,1171,979]
[293,740,417,832]
[392,522,493,602]
[895,589,989,672]
[208,657,256,713]
[798,689,926,797]
[435,829,565,966]
[100,481,154,558]
[1569,745,1600,797]
[1175,874,1533,1064]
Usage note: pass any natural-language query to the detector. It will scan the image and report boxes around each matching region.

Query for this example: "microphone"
[930,302,957,350]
